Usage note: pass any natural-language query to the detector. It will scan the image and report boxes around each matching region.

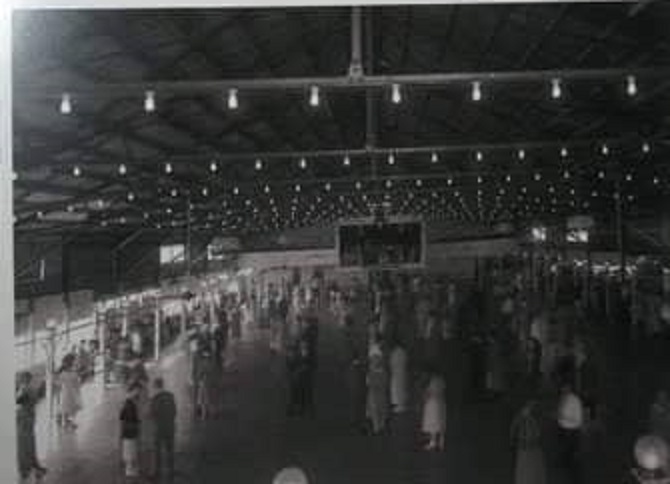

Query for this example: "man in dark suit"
[150,377,177,480]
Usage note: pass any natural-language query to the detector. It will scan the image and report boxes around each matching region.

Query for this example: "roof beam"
[21,67,670,99]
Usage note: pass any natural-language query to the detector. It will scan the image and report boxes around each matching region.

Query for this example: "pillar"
[154,306,161,361]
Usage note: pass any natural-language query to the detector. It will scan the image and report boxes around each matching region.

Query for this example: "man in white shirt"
[557,383,584,483]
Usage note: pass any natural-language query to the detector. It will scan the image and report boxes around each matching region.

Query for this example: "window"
[160,244,185,265]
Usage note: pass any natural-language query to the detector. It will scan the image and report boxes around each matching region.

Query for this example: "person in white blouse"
[557,383,584,483]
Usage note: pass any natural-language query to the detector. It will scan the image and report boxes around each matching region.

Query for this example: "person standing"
[58,354,82,430]
[150,378,177,480]
[120,384,142,480]
[389,340,408,414]
[286,340,311,416]
[556,383,584,484]
[649,389,670,445]
[16,372,47,483]
[421,374,446,451]
[510,400,546,484]
[366,345,389,435]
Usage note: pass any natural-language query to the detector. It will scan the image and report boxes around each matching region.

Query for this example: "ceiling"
[10,3,670,241]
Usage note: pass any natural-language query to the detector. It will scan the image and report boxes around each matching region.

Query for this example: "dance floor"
[35,310,627,484]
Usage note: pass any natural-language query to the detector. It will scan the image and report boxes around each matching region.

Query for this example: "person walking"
[556,382,584,484]
[389,340,408,414]
[366,345,389,435]
[150,378,177,481]
[120,384,142,480]
[510,400,546,484]
[16,372,47,483]
[422,374,446,451]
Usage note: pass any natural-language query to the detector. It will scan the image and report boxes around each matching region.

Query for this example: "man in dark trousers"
[150,377,177,480]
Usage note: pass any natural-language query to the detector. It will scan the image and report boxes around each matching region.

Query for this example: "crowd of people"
[15,261,670,484]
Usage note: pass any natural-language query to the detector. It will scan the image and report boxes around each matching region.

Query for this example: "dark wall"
[14,232,216,300]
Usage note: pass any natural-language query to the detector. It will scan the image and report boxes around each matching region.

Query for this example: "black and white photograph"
[7,1,670,484]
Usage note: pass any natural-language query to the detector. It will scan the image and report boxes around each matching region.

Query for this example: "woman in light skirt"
[510,400,546,484]
[58,355,82,430]
[422,374,446,451]
[366,346,389,434]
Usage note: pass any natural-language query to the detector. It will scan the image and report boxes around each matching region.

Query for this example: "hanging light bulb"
[309,86,320,107]
[416,179,422,187]
[343,155,351,167]
[255,159,263,171]
[72,165,81,177]
[447,178,453,186]
[144,90,156,112]
[431,152,439,164]
[642,142,651,154]
[127,192,135,202]
[165,162,172,174]
[471,81,482,102]
[325,183,331,191]
[119,163,127,176]
[295,184,301,193]
[202,187,209,197]
[626,75,638,97]
[561,147,568,158]
[299,158,307,169]
[210,161,218,173]
[388,153,395,165]
[391,83,402,104]
[551,78,562,99]
[476,151,483,162]
[264,185,270,194]
[171,188,178,197]
[227,88,239,110]
[518,149,526,160]
[355,181,362,190]
[601,144,609,156]
[60,93,72,114]
[233,186,239,195]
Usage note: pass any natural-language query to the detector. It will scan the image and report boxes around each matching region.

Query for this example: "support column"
[186,196,193,278]
[121,300,129,338]
[349,6,364,78]
[154,305,161,361]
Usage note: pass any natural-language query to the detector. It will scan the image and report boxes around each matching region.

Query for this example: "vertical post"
[616,184,625,289]
[97,305,106,386]
[180,300,187,334]
[349,6,364,77]
[154,305,161,361]
[186,196,192,278]
[121,299,129,338]
[28,310,35,367]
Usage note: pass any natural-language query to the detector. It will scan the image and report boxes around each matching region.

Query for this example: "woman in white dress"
[422,374,446,451]
[389,342,408,414]
[58,355,82,430]
[510,400,546,484]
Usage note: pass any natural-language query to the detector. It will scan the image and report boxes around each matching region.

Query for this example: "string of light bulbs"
[51,69,656,115]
